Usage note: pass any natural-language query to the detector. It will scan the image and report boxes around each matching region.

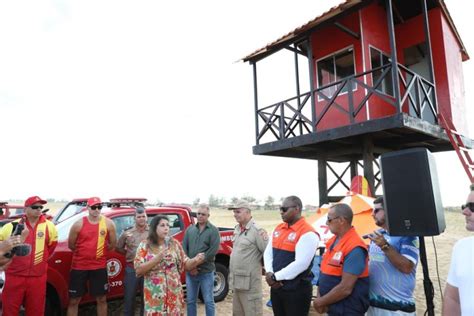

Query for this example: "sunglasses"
[373,208,383,214]
[31,205,44,210]
[326,216,340,223]
[90,205,103,210]
[461,203,474,212]
[197,212,208,216]
[280,206,297,212]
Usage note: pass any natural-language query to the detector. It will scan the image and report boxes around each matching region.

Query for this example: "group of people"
[229,191,474,316]
[0,197,215,316]
[0,189,473,316]
[228,194,417,316]
[0,195,118,316]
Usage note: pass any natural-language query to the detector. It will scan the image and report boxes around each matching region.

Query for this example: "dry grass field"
[41,203,469,315]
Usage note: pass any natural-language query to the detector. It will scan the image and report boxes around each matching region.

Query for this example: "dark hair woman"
[134,215,204,315]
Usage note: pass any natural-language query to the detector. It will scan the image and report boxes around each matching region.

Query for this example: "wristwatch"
[271,273,277,282]
[380,243,390,251]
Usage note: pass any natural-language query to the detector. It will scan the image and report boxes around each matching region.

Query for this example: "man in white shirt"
[443,184,474,315]
[263,195,319,316]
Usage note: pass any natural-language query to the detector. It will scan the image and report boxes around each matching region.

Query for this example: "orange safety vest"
[272,218,319,289]
[272,217,317,254]
[320,226,369,278]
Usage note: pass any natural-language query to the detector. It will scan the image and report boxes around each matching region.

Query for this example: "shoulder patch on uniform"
[258,229,269,241]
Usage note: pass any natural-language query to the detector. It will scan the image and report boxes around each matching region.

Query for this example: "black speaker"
[380,148,445,236]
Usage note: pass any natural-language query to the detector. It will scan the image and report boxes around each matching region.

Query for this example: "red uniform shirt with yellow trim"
[72,216,109,270]
[0,215,58,277]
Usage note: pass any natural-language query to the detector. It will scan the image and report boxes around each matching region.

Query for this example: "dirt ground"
[79,209,467,315]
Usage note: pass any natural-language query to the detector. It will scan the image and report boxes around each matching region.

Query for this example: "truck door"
[107,214,136,298]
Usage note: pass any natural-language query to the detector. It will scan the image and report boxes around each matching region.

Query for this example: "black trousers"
[270,281,313,316]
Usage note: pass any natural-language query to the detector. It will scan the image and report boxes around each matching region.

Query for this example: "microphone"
[164,236,170,248]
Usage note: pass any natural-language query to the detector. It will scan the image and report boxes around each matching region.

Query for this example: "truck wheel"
[197,262,229,303]
[213,262,229,302]
[45,287,62,316]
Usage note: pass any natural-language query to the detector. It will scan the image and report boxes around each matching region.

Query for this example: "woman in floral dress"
[135,215,204,316]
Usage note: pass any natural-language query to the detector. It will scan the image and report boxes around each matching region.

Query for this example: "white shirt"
[263,231,319,281]
[447,236,474,315]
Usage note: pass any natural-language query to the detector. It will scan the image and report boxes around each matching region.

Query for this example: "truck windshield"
[56,212,87,241]
[54,202,87,223]
[9,208,25,216]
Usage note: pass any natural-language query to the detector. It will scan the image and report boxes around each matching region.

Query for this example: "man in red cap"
[0,196,58,316]
[67,197,117,316]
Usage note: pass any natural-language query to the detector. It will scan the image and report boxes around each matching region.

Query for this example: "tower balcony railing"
[255,62,437,145]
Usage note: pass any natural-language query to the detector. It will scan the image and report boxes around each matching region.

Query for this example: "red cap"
[87,197,102,207]
[24,196,47,207]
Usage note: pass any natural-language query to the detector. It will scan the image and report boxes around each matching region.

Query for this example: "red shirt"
[0,215,58,277]
[71,216,109,270]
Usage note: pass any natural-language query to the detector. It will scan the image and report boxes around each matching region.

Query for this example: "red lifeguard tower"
[243,0,471,205]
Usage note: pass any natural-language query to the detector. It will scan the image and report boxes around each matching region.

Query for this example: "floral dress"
[134,238,186,316]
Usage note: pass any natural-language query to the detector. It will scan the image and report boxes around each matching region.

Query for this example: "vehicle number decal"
[110,280,123,287]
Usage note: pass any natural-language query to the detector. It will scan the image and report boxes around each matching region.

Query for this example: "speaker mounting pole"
[419,237,435,316]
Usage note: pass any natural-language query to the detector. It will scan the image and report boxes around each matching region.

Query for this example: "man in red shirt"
[67,197,117,316]
[0,196,58,316]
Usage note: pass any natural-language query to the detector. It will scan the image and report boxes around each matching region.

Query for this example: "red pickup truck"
[0,201,234,315]
[0,202,24,221]
[0,201,53,225]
